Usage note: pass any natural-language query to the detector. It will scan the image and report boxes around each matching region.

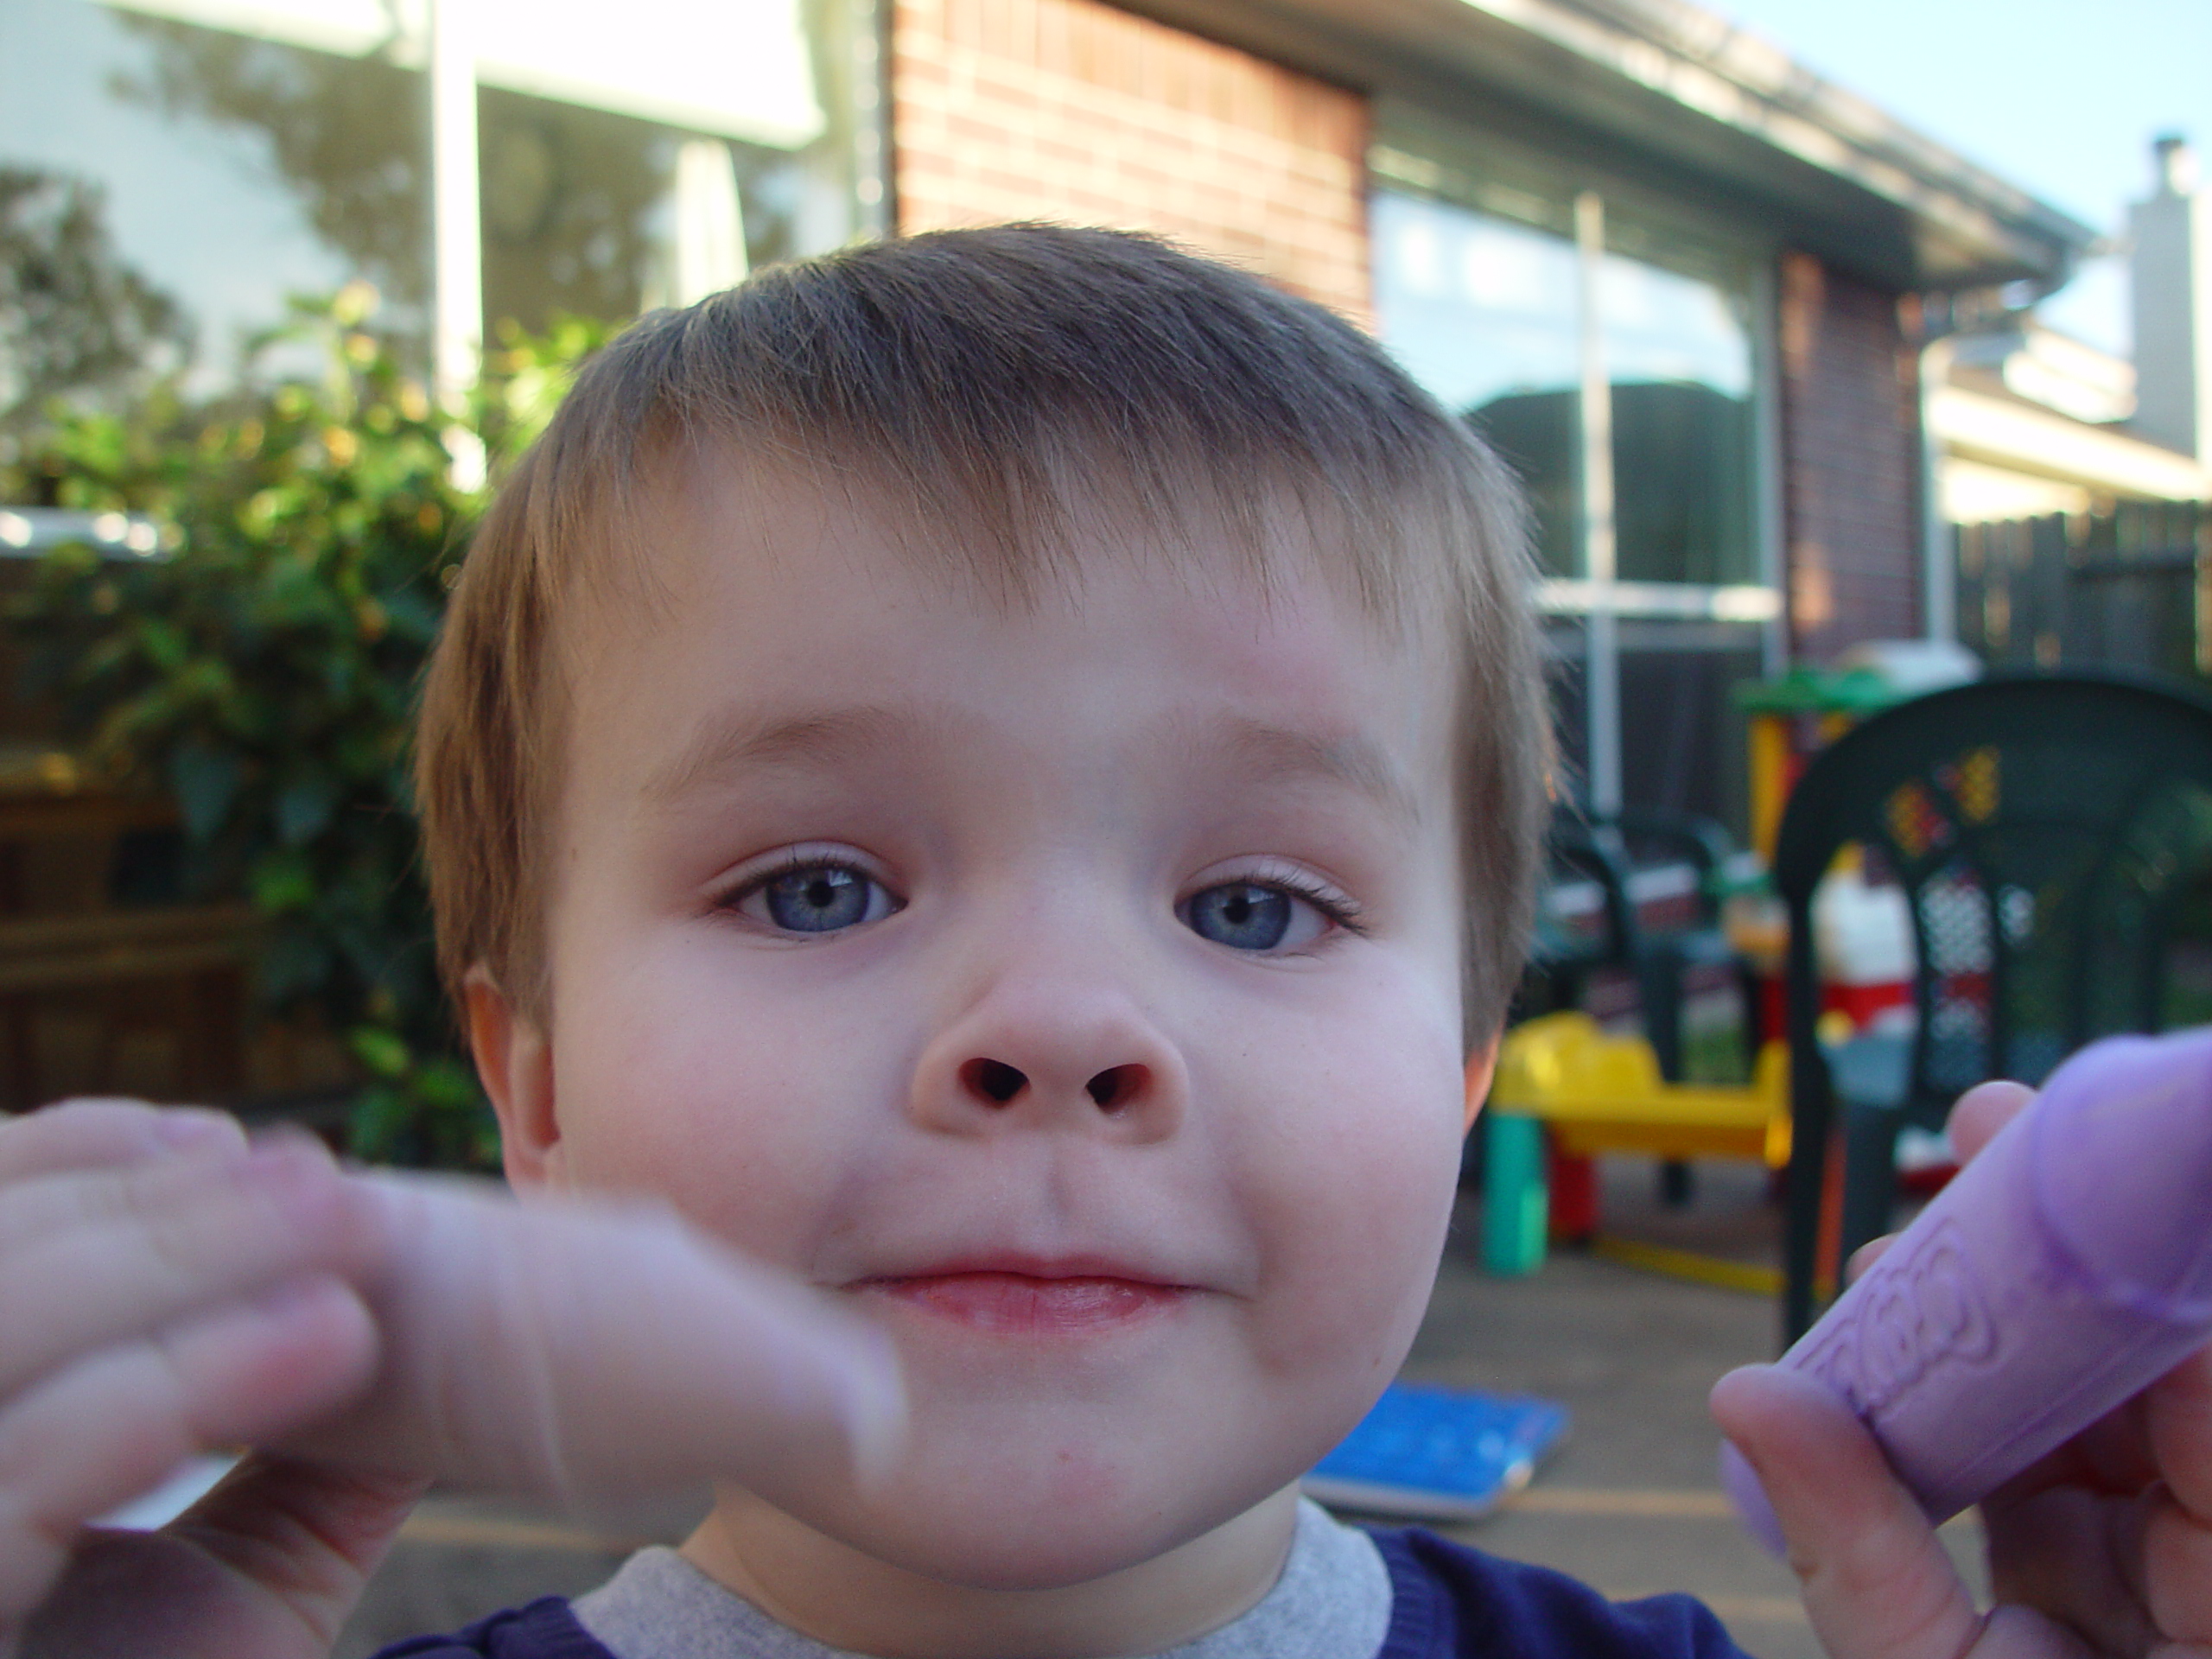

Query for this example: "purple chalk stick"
[1725,1028,2212,1552]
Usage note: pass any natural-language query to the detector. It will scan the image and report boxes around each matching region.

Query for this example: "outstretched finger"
[1712,1365,1980,1659]
[287,1176,904,1506]
[0,1275,378,1629]
[0,1103,245,1185]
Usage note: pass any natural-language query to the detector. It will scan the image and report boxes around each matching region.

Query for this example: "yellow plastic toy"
[1481,1011,1789,1275]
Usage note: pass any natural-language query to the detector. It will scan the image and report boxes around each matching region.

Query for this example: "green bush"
[5,286,605,1167]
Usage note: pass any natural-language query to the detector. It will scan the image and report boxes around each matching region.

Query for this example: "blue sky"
[1708,0,2212,355]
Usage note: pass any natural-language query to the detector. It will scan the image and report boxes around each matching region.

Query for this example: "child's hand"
[3,1104,903,1658]
[1711,1082,2212,1659]
[0,1099,416,1659]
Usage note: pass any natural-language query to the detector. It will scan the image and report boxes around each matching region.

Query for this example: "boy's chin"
[733,1435,1309,1592]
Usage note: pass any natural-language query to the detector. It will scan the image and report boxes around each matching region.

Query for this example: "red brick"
[1777,251,1923,659]
[892,0,1370,321]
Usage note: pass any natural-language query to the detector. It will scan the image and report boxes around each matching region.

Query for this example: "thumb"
[16,1455,424,1658]
[1711,1365,1981,1659]
[168,1454,428,1637]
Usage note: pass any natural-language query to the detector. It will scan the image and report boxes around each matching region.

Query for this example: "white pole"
[1919,333,1956,641]
[1751,257,1789,677]
[431,0,485,488]
[1575,191,1621,817]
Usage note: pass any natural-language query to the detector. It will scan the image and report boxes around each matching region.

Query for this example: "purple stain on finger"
[1719,1441,1784,1557]
[1725,1028,2212,1546]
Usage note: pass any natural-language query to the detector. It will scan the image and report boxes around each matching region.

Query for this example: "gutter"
[1930,387,2212,502]
[1123,0,2095,289]
[1476,0,2093,278]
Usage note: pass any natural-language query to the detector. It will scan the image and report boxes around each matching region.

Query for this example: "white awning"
[103,0,824,149]
[1932,386,2212,503]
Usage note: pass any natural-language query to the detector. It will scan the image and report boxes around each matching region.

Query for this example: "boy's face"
[499,461,1478,1588]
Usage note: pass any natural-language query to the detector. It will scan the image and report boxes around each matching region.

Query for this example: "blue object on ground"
[1302,1382,1569,1521]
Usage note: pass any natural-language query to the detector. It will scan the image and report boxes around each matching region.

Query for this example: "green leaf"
[139,615,195,673]
[412,1054,481,1111]
[0,296,615,1167]
[346,1082,411,1162]
[349,1024,411,1079]
[249,849,316,913]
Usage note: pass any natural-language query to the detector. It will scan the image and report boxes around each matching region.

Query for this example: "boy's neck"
[677,1482,1304,1659]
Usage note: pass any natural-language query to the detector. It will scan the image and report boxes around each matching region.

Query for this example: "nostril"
[963,1058,1028,1104]
[1085,1065,1144,1111]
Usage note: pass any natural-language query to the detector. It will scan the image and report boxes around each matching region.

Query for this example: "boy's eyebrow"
[644,704,912,802]
[1207,718,1426,829]
[644,704,1422,825]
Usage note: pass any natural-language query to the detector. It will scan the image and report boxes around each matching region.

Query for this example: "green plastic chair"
[1773,671,2212,1343]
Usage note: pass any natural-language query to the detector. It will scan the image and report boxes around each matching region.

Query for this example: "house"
[1932,137,2209,528]
[2,0,2099,837]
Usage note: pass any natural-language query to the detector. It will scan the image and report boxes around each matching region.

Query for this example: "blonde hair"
[415,225,1548,1040]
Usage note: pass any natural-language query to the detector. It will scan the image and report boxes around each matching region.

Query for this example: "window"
[0,3,433,404]
[0,0,870,421]
[1372,187,1760,589]
[1372,192,1580,576]
[1602,228,1756,588]
[1371,117,1778,827]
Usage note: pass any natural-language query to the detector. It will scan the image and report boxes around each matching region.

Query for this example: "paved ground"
[333,1158,1988,1659]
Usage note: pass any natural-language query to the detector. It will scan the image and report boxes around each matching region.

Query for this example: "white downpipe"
[1751,256,1789,677]
[432,0,486,488]
[1919,334,1957,642]
[1575,190,1621,817]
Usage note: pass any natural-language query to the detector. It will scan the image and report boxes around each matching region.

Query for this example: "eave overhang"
[1116,0,2097,292]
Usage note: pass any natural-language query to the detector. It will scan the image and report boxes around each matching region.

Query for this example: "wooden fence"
[1955,502,2209,682]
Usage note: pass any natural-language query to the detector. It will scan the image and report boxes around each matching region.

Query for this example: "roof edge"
[1116,0,2098,289]
[1545,0,2099,265]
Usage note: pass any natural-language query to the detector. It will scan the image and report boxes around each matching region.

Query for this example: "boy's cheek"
[543,996,892,1251]
[1249,1121,1460,1374]
[1223,1014,1465,1369]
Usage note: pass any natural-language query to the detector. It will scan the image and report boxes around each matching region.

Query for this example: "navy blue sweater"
[370,1528,1753,1659]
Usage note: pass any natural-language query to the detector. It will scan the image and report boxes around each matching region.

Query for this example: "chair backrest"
[1774,672,2212,1122]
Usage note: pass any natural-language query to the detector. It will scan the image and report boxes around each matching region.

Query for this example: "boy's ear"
[462,968,563,1189]
[1462,1032,1502,1135]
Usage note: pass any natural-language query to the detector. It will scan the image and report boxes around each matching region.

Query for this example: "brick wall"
[1777,251,1924,660]
[891,0,1371,322]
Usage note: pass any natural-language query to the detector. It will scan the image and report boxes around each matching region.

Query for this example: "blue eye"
[1185,881,1298,950]
[736,862,899,934]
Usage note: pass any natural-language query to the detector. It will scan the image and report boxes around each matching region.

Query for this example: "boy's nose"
[908,986,1187,1141]
[957,1057,1147,1111]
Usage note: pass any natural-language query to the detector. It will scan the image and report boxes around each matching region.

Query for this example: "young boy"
[2,227,2206,1659]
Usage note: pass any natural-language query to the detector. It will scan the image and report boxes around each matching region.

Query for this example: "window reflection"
[478,91,822,338]
[1375,174,1765,836]
[2,0,860,411]
[1602,252,1754,587]
[1373,187,1758,588]
[479,90,666,335]
[0,3,430,394]
[1373,191,1579,576]
[1617,629,1760,828]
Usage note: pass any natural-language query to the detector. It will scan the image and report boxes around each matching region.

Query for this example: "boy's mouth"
[855,1264,1193,1335]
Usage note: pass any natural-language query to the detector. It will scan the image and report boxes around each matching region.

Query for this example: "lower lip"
[864,1273,1190,1335]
